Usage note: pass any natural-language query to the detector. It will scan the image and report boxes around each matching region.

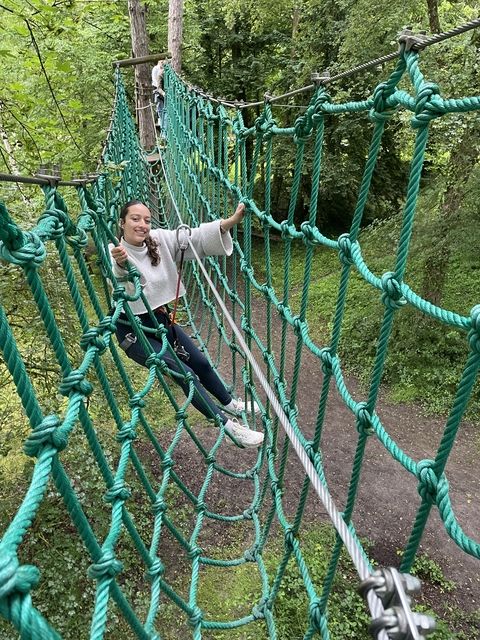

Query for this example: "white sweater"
[110,220,233,315]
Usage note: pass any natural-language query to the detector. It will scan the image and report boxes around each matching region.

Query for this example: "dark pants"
[116,310,231,423]
[153,92,165,129]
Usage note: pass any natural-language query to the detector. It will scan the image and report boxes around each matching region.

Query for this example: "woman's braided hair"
[119,200,160,266]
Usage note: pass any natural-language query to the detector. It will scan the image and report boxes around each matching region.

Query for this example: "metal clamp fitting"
[119,332,137,352]
[359,567,436,639]
[35,163,61,186]
[398,27,429,52]
[176,224,191,251]
[311,70,330,85]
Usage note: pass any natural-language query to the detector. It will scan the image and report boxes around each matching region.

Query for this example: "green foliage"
[410,554,455,593]
[251,164,480,418]
[272,528,371,639]
[0,0,130,177]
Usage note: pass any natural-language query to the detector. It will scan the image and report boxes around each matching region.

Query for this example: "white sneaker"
[224,396,261,416]
[223,419,264,449]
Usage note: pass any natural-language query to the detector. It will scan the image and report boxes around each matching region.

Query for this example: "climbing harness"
[118,331,137,352]
[170,223,192,361]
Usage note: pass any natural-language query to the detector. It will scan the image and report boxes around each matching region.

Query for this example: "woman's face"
[121,203,152,246]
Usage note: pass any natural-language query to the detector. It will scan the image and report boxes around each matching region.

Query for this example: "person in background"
[152,59,165,129]
[110,199,263,449]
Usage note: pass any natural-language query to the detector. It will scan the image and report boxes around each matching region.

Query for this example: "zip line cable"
[184,17,480,110]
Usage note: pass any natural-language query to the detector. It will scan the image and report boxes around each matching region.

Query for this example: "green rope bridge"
[1,34,480,640]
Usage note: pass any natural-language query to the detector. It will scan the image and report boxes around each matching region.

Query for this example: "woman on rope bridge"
[110,200,264,449]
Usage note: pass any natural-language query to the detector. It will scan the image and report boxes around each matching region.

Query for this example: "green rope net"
[0,41,479,640]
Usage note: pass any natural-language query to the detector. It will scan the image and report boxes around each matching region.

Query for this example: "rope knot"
[313,90,331,112]
[369,82,398,122]
[380,272,406,309]
[300,221,319,246]
[103,480,131,503]
[188,546,203,560]
[265,444,276,459]
[161,456,174,470]
[319,348,333,375]
[112,286,127,301]
[293,113,313,143]
[292,316,305,338]
[309,597,326,632]
[468,304,480,354]
[147,558,164,580]
[159,361,171,375]
[98,315,117,334]
[82,210,97,235]
[354,402,374,435]
[252,597,268,620]
[417,459,439,502]
[66,228,89,248]
[243,546,258,562]
[205,110,218,125]
[285,403,299,420]
[239,258,254,279]
[175,408,187,421]
[284,527,296,551]
[304,441,316,463]
[255,114,275,140]
[280,220,296,240]
[205,453,216,465]
[24,415,67,457]
[270,479,282,496]
[38,208,69,238]
[126,266,141,280]
[152,498,167,515]
[0,555,40,599]
[195,499,206,514]
[88,551,123,580]
[0,231,46,268]
[59,369,93,397]
[116,422,137,442]
[145,353,164,368]
[80,327,107,354]
[412,82,443,128]
[188,605,203,628]
[129,394,146,409]
[337,233,354,266]
[232,117,249,139]
[276,302,287,320]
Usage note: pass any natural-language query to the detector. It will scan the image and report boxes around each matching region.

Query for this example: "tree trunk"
[128,0,156,150]
[291,4,301,59]
[426,0,441,34]
[168,0,184,73]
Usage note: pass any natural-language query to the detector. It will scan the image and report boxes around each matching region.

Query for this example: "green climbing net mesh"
[1,42,480,640]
